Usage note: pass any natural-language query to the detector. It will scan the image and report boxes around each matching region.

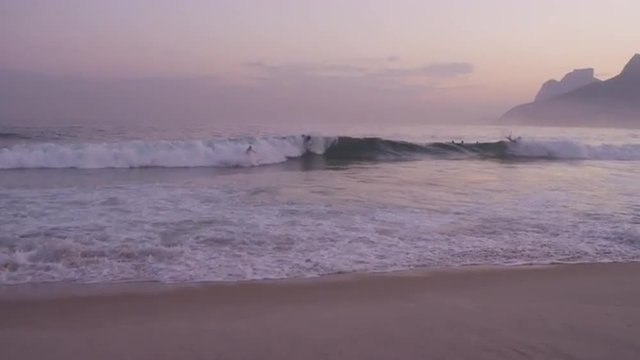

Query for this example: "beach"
[2,263,639,360]
[3,2,640,359]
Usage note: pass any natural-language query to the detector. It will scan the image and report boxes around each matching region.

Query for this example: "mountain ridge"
[534,68,600,102]
[500,54,640,127]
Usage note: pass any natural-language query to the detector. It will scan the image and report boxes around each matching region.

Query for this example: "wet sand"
[1,263,640,360]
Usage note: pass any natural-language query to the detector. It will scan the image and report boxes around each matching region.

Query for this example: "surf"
[0,135,639,169]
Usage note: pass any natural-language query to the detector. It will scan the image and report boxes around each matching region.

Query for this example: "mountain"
[534,68,600,102]
[501,54,640,127]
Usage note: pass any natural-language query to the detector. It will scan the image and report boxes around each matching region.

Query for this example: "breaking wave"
[0,135,639,169]
[0,132,31,140]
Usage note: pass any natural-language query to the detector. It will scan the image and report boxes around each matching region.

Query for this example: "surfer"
[301,135,313,152]
[506,135,521,143]
[246,145,256,154]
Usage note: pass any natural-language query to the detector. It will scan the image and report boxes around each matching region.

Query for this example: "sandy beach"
[1,263,639,360]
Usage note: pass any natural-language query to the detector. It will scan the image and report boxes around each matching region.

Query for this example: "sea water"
[1,121,638,284]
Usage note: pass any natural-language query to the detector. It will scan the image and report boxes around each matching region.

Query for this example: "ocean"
[1,121,639,284]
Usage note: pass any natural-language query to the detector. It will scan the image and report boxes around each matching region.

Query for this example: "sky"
[1,0,639,123]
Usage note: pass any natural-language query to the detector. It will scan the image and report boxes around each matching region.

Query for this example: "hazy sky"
[1,0,639,122]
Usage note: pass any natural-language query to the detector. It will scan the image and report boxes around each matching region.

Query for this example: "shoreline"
[0,263,560,301]
[2,262,640,359]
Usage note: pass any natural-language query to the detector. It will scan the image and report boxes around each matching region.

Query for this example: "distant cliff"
[534,68,600,102]
[501,54,640,127]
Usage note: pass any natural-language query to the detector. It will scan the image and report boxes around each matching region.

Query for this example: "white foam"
[507,139,640,160]
[1,182,638,285]
[2,136,639,170]
[0,135,334,169]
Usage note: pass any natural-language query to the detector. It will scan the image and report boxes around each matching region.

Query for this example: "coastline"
[2,263,640,359]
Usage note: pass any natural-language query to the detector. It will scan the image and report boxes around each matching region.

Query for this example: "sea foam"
[1,135,639,169]
[506,139,640,160]
[0,136,333,169]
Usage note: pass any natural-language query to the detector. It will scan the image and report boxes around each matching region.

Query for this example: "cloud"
[247,61,475,80]
[242,60,477,108]
[245,62,367,76]
[0,59,478,127]
[0,64,488,127]
[378,62,475,78]
[351,56,401,64]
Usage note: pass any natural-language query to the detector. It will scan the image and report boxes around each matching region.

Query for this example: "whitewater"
[2,135,640,170]
[0,124,639,284]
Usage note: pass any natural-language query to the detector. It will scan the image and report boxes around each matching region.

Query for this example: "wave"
[323,137,509,160]
[505,139,640,160]
[0,136,324,169]
[0,135,639,169]
[0,132,31,140]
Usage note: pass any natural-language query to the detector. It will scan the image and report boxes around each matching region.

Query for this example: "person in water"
[300,135,313,152]
[506,135,521,143]
[246,145,255,154]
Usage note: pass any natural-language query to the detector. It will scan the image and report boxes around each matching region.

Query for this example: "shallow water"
[1,123,639,284]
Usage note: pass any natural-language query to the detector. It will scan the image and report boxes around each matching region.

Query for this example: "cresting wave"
[0,132,31,140]
[0,136,332,169]
[1,135,639,169]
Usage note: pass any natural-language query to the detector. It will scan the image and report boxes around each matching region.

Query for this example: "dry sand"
[1,263,639,360]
